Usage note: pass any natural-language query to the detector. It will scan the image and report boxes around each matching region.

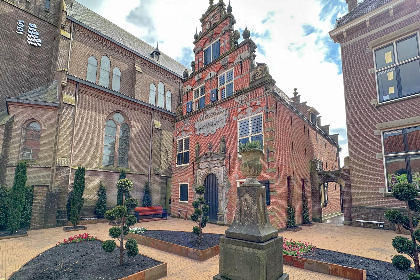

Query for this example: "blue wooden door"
[204,174,218,222]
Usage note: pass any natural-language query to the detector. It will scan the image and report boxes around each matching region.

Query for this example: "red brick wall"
[336,0,420,212]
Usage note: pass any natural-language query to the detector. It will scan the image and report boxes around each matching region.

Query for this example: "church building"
[0,0,341,230]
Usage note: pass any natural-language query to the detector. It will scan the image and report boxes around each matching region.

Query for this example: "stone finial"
[293,88,298,97]
[183,69,189,79]
[209,0,214,6]
[227,0,232,13]
[194,27,198,40]
[242,27,250,40]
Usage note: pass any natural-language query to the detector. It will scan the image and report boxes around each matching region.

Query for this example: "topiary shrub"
[287,205,296,228]
[68,167,85,228]
[8,161,27,233]
[142,182,152,207]
[409,273,420,280]
[117,170,126,206]
[302,192,310,224]
[392,254,412,270]
[385,182,420,274]
[191,185,209,244]
[0,186,9,230]
[94,181,107,218]
[102,178,138,265]
[21,186,33,229]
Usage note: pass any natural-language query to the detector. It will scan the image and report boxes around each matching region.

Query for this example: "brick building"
[171,1,341,229]
[330,0,420,228]
[0,0,340,229]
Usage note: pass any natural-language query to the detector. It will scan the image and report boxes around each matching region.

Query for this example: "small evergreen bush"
[302,192,310,224]
[117,170,126,206]
[191,185,209,244]
[94,181,107,218]
[8,161,27,233]
[142,182,152,207]
[392,255,412,271]
[239,140,262,152]
[21,186,33,229]
[69,167,86,228]
[0,186,9,230]
[287,205,296,228]
[125,238,139,257]
[409,273,420,280]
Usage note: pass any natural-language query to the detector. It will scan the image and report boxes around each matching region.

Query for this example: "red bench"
[134,206,167,222]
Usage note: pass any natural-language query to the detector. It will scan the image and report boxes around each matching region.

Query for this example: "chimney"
[346,0,358,12]
[316,116,322,127]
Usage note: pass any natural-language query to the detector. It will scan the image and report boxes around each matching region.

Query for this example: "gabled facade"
[330,0,420,228]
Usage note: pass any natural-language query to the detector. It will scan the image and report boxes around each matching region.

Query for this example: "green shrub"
[239,140,262,152]
[117,170,126,206]
[69,167,86,227]
[191,185,209,244]
[94,181,107,218]
[302,192,310,224]
[8,161,27,233]
[409,273,420,280]
[109,226,122,238]
[0,186,9,230]
[142,182,152,207]
[126,238,139,257]
[287,205,296,228]
[392,255,412,270]
[21,186,33,229]
[102,240,116,252]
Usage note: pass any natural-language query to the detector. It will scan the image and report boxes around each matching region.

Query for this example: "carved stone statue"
[220,136,226,154]
[191,61,195,72]
[195,142,200,159]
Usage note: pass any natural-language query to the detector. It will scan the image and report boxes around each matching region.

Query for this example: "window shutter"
[177,153,183,165]
[204,48,211,66]
[226,83,233,97]
[219,74,225,86]
[186,101,192,113]
[211,89,217,102]
[199,96,205,109]
[183,151,189,164]
[212,40,220,61]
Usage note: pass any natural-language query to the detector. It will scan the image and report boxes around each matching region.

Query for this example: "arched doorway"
[204,173,218,222]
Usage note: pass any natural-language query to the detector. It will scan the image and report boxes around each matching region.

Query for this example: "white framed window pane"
[226,70,233,83]
[377,68,398,102]
[375,44,395,69]
[99,56,110,88]
[177,139,183,152]
[251,115,263,134]
[112,67,121,92]
[184,138,189,151]
[239,120,249,137]
[383,129,404,154]
[399,60,420,97]
[407,126,420,152]
[219,74,225,86]
[166,91,172,111]
[158,82,165,108]
[104,125,117,136]
[396,35,419,62]
[87,56,97,83]
[149,84,156,105]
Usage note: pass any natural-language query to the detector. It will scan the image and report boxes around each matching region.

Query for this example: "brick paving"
[0,218,403,280]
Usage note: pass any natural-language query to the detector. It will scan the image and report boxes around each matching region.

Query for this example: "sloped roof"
[6,81,58,106]
[67,1,187,77]
[336,0,393,28]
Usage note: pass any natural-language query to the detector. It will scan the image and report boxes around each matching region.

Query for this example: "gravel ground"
[9,240,161,280]
[304,248,414,280]
[139,230,222,250]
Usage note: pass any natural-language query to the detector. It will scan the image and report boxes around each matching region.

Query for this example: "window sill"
[374,92,420,107]
[179,201,189,204]
[176,164,190,167]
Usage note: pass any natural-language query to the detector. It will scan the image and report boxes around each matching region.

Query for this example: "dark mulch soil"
[63,225,87,232]
[304,248,414,280]
[138,230,222,250]
[0,229,27,238]
[10,240,161,280]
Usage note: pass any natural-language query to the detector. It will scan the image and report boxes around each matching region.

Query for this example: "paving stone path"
[1,218,402,280]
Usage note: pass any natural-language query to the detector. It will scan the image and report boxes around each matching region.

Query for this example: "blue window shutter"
[226,83,233,97]
[199,96,205,109]
[211,89,217,102]
[183,151,189,164]
[186,101,192,113]
[212,40,220,61]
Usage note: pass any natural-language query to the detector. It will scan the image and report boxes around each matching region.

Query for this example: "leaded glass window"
[22,121,41,160]
[383,126,420,191]
[219,69,234,99]
[193,85,205,111]
[157,82,165,108]
[87,56,97,83]
[99,56,110,88]
[112,67,121,92]
[102,113,130,168]
[238,114,263,149]
[176,137,189,166]
[149,83,156,105]
[204,40,220,66]
[375,34,420,103]
[166,91,172,112]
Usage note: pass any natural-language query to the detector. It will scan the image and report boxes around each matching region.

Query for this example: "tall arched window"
[22,121,41,160]
[157,82,165,108]
[102,113,130,168]
[166,90,172,111]
[87,56,97,83]
[149,83,156,105]
[99,56,110,88]
[112,67,121,92]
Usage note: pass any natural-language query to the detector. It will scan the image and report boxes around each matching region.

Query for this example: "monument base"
[214,236,289,280]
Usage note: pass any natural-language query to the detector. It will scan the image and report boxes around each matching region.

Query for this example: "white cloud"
[77,0,349,164]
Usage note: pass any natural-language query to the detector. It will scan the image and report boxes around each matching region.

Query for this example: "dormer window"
[204,40,220,66]
[151,42,161,62]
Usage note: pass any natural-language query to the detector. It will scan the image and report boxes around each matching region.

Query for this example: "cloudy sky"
[77,0,349,164]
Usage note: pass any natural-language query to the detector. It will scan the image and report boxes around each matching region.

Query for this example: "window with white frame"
[179,184,188,202]
[383,126,420,192]
[193,85,206,111]
[238,114,263,149]
[176,137,190,166]
[375,33,420,103]
[219,69,234,99]
[204,40,220,66]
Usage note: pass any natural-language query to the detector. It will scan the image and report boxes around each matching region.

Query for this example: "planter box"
[66,218,108,226]
[127,233,219,261]
[283,255,366,280]
[119,262,167,280]
[63,226,87,232]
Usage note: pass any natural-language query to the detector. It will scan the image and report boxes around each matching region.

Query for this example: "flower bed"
[56,233,97,246]
[283,238,316,257]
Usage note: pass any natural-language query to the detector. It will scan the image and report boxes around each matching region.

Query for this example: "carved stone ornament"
[242,27,251,39]
[232,30,240,46]
[196,142,201,158]
[195,107,229,136]
[183,69,189,79]
[191,61,196,72]
[251,63,269,82]
[220,136,226,154]
[220,56,229,69]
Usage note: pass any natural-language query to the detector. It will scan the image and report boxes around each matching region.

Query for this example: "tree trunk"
[407,201,420,273]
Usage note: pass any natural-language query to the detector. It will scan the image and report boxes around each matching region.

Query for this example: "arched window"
[157,82,165,108]
[87,56,97,83]
[22,121,41,160]
[149,83,156,105]
[112,67,121,92]
[99,56,110,88]
[166,90,172,111]
[102,113,130,168]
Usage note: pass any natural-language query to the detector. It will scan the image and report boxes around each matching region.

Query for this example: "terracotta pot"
[239,149,263,179]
